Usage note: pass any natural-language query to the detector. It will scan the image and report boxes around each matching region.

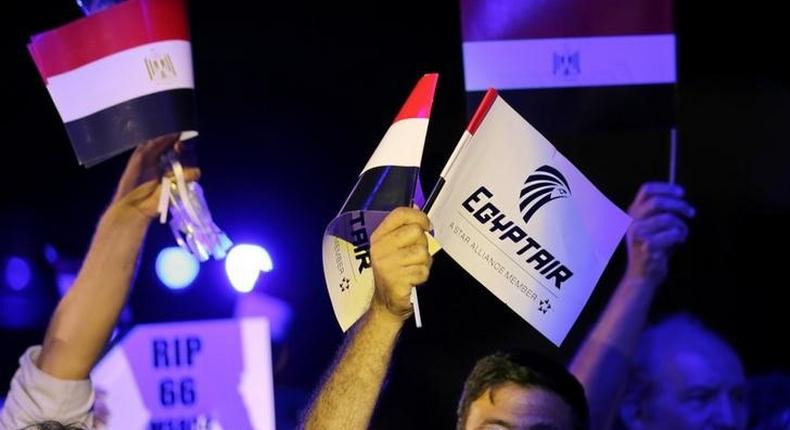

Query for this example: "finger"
[175,140,187,154]
[371,207,430,241]
[118,179,160,204]
[130,135,179,169]
[641,227,687,252]
[371,225,427,262]
[630,196,696,219]
[394,243,431,266]
[633,182,685,205]
[632,213,688,236]
[400,264,431,286]
[164,167,201,183]
[381,223,429,249]
[145,133,180,154]
[182,167,201,182]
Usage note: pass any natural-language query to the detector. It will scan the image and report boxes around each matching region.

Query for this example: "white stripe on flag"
[463,34,676,91]
[361,117,429,174]
[46,40,194,123]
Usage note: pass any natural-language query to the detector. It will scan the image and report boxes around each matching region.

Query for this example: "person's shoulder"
[0,345,94,430]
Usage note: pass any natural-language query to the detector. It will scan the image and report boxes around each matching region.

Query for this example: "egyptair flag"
[460,0,676,133]
[322,73,438,331]
[427,89,631,345]
[28,0,198,167]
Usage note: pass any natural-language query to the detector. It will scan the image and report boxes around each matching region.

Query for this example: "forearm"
[302,308,404,430]
[38,205,151,379]
[569,277,658,430]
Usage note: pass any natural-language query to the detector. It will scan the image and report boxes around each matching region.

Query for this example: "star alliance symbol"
[538,299,552,314]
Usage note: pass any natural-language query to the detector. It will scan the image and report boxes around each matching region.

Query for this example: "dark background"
[1,1,789,428]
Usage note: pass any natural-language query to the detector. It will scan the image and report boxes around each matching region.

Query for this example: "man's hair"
[456,351,589,430]
[23,422,87,430]
[622,312,738,407]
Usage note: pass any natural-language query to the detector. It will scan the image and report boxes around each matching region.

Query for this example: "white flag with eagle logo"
[425,89,631,345]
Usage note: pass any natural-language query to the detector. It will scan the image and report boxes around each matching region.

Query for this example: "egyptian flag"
[460,0,676,134]
[28,0,197,167]
[322,73,438,331]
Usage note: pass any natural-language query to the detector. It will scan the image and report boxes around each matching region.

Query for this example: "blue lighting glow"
[156,247,199,290]
[5,257,32,291]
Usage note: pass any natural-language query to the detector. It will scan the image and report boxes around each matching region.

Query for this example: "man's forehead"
[655,346,745,389]
[468,384,574,430]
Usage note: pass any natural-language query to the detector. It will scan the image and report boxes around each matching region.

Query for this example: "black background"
[2,1,789,428]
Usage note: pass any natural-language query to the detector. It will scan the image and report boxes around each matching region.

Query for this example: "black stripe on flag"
[467,84,675,135]
[64,88,198,166]
[341,166,420,213]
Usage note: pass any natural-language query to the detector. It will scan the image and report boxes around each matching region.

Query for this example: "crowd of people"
[0,134,786,429]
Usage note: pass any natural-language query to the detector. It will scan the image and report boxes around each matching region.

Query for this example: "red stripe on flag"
[393,73,439,122]
[461,0,673,42]
[467,89,498,135]
[28,0,189,80]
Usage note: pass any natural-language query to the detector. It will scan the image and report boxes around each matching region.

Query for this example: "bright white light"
[225,244,273,293]
[156,247,199,290]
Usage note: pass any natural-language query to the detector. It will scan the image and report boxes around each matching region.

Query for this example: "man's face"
[633,342,748,430]
[464,382,575,430]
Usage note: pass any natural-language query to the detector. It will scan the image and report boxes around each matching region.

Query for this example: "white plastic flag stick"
[158,175,171,224]
[410,286,422,328]
[412,106,483,329]
[171,160,201,224]
[411,129,477,328]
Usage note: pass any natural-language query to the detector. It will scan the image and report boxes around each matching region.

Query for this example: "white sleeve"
[0,346,94,430]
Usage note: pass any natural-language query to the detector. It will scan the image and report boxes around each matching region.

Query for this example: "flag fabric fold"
[322,73,438,331]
